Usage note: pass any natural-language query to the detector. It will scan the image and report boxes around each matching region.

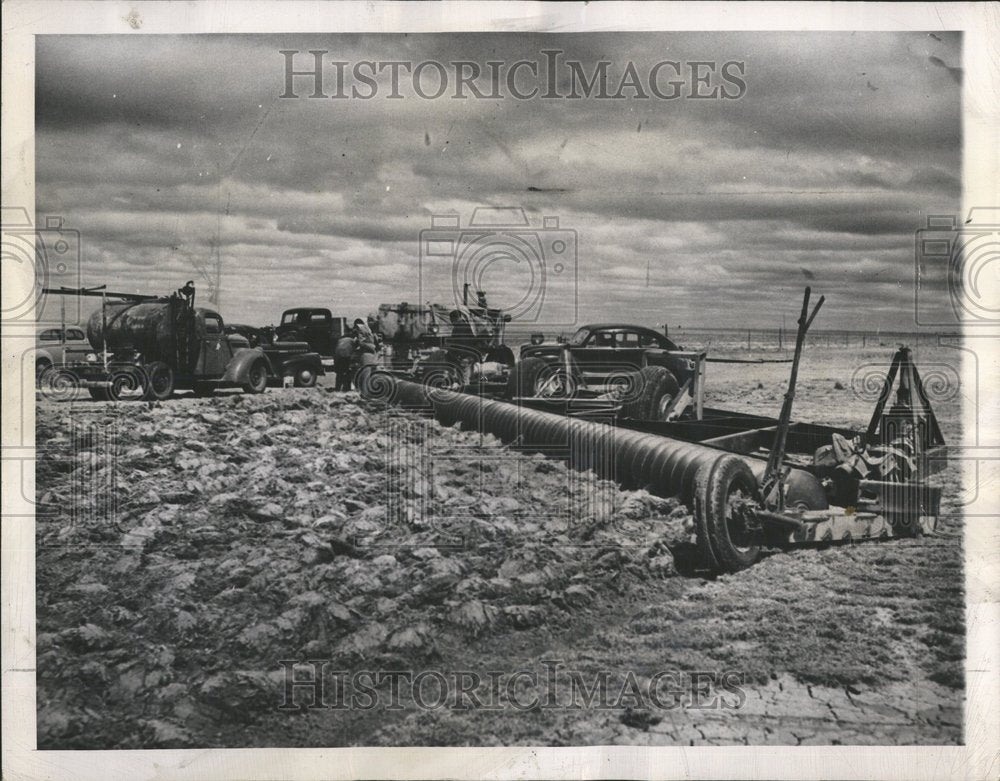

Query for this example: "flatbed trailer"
[362,290,947,573]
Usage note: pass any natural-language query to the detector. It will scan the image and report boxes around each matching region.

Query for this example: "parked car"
[510,323,704,420]
[35,326,92,381]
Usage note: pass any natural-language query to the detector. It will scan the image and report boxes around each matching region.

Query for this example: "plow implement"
[362,290,946,573]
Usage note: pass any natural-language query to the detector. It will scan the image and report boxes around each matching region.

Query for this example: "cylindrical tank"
[86,301,180,361]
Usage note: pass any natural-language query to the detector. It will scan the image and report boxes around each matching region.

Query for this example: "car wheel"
[35,359,52,384]
[242,360,268,394]
[294,366,318,388]
[38,368,79,401]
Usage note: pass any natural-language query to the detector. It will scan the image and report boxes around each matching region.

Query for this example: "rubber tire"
[36,359,52,383]
[619,365,679,421]
[38,368,78,401]
[294,366,318,388]
[143,361,175,401]
[693,455,762,573]
[505,356,550,399]
[88,387,110,401]
[242,360,268,394]
[108,368,146,401]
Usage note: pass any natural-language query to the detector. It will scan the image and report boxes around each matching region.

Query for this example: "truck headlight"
[86,353,98,363]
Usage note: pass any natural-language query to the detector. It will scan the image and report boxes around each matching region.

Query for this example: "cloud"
[34,31,961,330]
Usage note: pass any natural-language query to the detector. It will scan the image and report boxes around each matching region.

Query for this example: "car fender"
[222,348,272,383]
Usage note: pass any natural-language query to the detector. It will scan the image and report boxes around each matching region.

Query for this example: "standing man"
[333,332,356,391]
[446,310,476,386]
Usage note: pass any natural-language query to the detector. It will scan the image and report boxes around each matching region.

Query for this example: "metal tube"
[379,378,730,503]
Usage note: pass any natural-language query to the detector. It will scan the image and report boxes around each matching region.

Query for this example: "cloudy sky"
[36,32,961,332]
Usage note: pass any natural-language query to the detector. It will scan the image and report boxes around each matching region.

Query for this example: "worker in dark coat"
[333,334,356,391]
[353,318,377,355]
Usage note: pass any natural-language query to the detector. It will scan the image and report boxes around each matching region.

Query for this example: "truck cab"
[275,308,349,358]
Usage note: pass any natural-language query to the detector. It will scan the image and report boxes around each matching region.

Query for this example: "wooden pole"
[762,287,825,509]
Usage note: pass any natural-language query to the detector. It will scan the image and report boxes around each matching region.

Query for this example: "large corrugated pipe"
[362,373,729,504]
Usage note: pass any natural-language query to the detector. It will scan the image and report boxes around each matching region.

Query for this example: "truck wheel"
[108,367,146,401]
[294,366,317,388]
[242,360,268,394]
[143,361,175,401]
[693,455,762,573]
[619,365,679,421]
[506,356,548,399]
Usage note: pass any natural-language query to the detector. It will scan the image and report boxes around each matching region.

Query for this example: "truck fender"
[278,352,325,375]
[222,348,272,384]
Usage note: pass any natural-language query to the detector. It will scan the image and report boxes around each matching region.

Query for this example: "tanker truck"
[48,282,322,400]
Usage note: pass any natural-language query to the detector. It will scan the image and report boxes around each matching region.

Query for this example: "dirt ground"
[34,342,964,747]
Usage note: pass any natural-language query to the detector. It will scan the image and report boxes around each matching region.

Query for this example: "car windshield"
[281,313,297,325]
[567,327,591,346]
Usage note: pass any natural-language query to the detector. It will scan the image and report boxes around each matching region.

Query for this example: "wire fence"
[506,326,957,355]
[664,327,957,354]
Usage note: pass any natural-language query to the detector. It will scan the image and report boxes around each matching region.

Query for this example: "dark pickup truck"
[274,308,350,359]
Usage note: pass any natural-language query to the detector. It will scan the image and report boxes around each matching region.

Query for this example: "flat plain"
[34,340,965,747]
